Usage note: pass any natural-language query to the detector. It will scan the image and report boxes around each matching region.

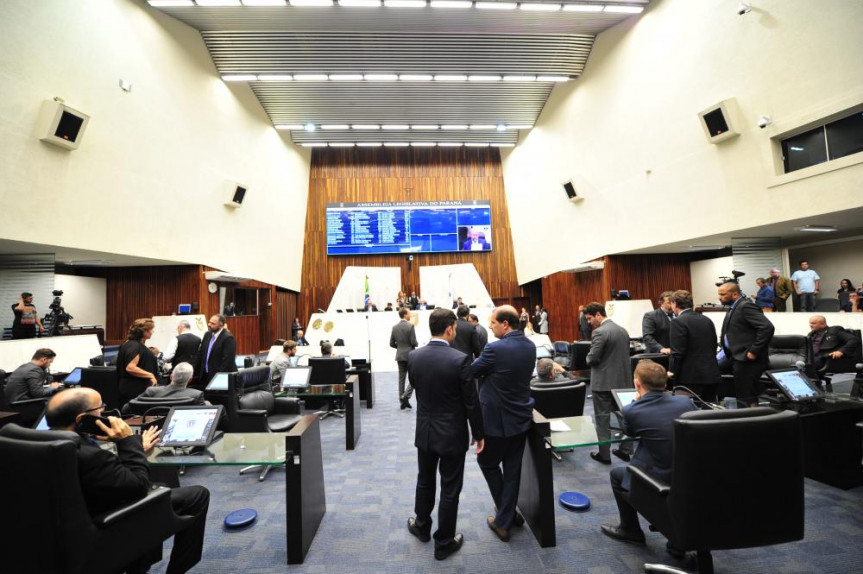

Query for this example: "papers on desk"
[550,420,571,432]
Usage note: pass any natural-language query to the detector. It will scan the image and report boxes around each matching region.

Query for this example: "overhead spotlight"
[737,2,751,15]
[304,123,316,131]
[757,115,772,129]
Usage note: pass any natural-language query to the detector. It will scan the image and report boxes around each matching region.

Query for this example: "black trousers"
[731,358,767,405]
[477,433,527,531]
[414,448,465,549]
[610,466,640,532]
[397,360,413,400]
[683,383,717,403]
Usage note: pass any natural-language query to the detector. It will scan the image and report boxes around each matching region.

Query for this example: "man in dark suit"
[600,360,696,548]
[470,305,536,543]
[138,362,205,405]
[193,314,237,390]
[718,282,774,406]
[294,329,310,346]
[453,305,481,359]
[461,227,490,251]
[584,302,634,464]
[47,387,210,574]
[409,291,420,310]
[578,305,592,341]
[407,309,484,561]
[468,314,488,350]
[641,291,674,354]
[451,297,464,310]
[364,300,379,312]
[667,290,721,402]
[163,320,201,372]
[807,315,861,372]
[390,307,419,409]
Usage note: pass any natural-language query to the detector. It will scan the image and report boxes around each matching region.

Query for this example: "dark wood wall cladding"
[275,289,298,342]
[299,147,523,320]
[540,254,692,342]
[225,315,259,357]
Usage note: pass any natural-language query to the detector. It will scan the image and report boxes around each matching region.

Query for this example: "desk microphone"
[795,361,806,373]
[673,385,722,410]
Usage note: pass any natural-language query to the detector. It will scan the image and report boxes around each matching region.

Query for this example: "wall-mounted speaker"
[224,181,248,209]
[36,99,90,150]
[562,180,583,203]
[698,98,741,144]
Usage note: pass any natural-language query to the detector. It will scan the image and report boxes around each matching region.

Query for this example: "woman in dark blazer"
[117,318,160,408]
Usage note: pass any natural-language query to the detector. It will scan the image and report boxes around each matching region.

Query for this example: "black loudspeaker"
[563,180,583,202]
[224,182,248,209]
[191,302,199,312]
[697,98,740,144]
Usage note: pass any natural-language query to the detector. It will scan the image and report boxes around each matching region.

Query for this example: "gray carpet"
[153,372,863,573]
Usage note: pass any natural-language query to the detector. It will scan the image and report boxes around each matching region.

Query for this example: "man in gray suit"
[391,307,419,409]
[137,362,205,405]
[584,302,634,464]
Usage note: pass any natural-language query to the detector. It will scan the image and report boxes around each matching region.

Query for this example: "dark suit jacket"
[720,298,774,362]
[620,391,697,489]
[809,326,860,359]
[390,320,418,362]
[578,314,592,341]
[470,330,536,437]
[475,324,489,350]
[140,384,205,405]
[409,340,483,457]
[76,434,151,517]
[195,329,238,386]
[453,318,481,359]
[642,308,672,353]
[172,332,201,370]
[462,239,490,251]
[586,319,632,391]
[295,336,309,346]
[408,296,419,310]
[669,309,721,387]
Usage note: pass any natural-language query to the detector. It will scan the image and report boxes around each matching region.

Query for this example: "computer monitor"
[535,346,552,359]
[235,355,253,368]
[280,366,312,390]
[178,303,191,315]
[32,410,50,431]
[158,405,223,448]
[205,372,231,392]
[766,368,823,403]
[611,389,639,411]
[63,367,83,385]
[309,357,347,385]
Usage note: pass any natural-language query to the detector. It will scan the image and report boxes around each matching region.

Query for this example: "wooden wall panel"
[299,147,524,320]
[226,316,259,356]
[275,289,298,342]
[542,268,606,342]
[604,255,692,304]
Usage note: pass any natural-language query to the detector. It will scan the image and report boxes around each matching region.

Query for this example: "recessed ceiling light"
[562,3,602,11]
[304,123,317,131]
[794,225,838,233]
[496,124,506,131]
[604,5,644,13]
[519,3,561,11]
[339,0,380,5]
[294,74,328,81]
[321,124,350,130]
[275,124,305,130]
[435,74,468,82]
[400,74,434,81]
[222,74,257,81]
[289,0,333,6]
[365,73,399,81]
[257,74,293,81]
[475,1,516,9]
[352,124,381,130]
[330,74,364,81]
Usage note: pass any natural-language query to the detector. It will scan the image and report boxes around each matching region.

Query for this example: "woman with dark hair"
[117,318,160,408]
[837,278,855,312]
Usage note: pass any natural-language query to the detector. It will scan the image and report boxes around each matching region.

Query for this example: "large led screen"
[326,201,492,256]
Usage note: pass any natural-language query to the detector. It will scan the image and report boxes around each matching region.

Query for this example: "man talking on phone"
[47,388,210,574]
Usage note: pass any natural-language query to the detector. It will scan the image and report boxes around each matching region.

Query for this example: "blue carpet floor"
[153,372,863,573]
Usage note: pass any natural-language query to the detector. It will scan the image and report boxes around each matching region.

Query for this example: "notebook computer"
[157,405,224,448]
[280,366,312,390]
[611,389,639,411]
[766,368,823,403]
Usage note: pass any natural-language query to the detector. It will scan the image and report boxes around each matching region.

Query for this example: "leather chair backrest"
[767,335,811,372]
[80,366,120,411]
[569,341,591,371]
[552,341,571,355]
[309,357,347,385]
[0,424,98,574]
[630,353,669,373]
[530,382,587,419]
[125,395,196,416]
[667,408,803,551]
[238,387,275,414]
[237,366,270,392]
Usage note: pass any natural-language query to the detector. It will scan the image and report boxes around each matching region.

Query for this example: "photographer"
[11,292,44,339]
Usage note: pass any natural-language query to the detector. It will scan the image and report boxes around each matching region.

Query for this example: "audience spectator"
[849,290,863,313]
[791,260,820,312]
[578,305,592,341]
[321,341,350,368]
[538,307,549,335]
[519,308,529,331]
[767,268,793,312]
[752,277,775,312]
[409,291,420,310]
[11,291,45,339]
[384,302,394,312]
[837,278,855,312]
[291,317,301,339]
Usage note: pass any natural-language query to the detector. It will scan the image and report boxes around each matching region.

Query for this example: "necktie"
[205,333,217,373]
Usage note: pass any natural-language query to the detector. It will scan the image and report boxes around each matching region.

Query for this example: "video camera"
[715,270,745,287]
[49,290,64,311]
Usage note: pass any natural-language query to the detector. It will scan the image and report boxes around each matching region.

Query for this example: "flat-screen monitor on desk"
[766,368,823,403]
[63,367,83,385]
[535,346,552,359]
[205,372,231,392]
[178,303,191,314]
[281,367,312,390]
[235,355,253,368]
[158,406,223,447]
[612,389,638,411]
[309,357,347,385]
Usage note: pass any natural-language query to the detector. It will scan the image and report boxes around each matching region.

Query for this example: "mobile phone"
[77,414,112,435]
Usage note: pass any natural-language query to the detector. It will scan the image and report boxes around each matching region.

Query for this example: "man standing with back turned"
[391,307,419,409]
[407,309,484,561]
[470,305,536,543]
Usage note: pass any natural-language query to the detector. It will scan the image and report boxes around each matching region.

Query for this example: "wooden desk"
[0,411,21,429]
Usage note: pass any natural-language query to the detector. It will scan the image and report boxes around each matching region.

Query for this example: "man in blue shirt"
[791,260,820,312]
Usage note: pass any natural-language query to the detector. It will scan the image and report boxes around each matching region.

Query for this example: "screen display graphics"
[326,201,492,255]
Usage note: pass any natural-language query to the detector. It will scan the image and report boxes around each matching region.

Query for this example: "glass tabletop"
[546,416,637,449]
[148,432,287,466]
[277,384,348,397]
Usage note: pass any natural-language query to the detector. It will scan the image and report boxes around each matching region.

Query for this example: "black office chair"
[814,298,841,312]
[816,328,862,393]
[530,381,586,419]
[125,395,197,420]
[309,357,348,420]
[629,408,804,574]
[552,341,572,368]
[80,366,120,412]
[230,366,303,481]
[0,369,48,427]
[765,334,813,372]
[0,423,194,574]
[569,341,591,371]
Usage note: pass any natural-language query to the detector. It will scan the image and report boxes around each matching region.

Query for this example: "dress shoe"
[666,541,686,560]
[434,533,463,560]
[407,517,431,542]
[611,449,631,462]
[600,524,646,546]
[487,516,510,542]
[590,452,612,465]
[494,505,525,527]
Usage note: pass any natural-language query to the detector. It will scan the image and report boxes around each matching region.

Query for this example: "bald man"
[469,305,536,543]
[47,388,210,574]
[807,315,860,372]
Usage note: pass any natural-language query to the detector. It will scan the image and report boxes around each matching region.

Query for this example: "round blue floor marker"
[224,508,258,528]
[559,491,591,511]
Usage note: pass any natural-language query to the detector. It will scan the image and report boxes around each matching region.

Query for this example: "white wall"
[54,274,107,328]
[502,0,863,284]
[0,0,310,290]
[689,256,733,308]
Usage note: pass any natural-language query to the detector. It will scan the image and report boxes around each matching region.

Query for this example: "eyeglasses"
[83,403,107,414]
